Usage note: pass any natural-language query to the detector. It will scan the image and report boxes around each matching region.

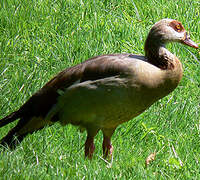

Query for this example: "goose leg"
[85,136,95,159]
[85,128,99,159]
[102,136,113,158]
[102,128,116,158]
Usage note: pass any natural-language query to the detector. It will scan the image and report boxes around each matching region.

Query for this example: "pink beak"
[182,32,199,49]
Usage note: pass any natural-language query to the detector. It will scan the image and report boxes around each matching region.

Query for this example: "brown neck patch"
[147,54,175,70]
[169,20,185,32]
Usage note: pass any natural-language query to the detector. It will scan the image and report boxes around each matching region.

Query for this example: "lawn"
[0,0,199,179]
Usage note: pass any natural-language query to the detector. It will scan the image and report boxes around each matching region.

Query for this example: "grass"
[0,0,199,179]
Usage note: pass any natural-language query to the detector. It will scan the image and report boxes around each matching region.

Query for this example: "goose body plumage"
[0,19,198,158]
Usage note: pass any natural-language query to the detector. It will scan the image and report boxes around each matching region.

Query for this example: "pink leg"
[84,128,100,159]
[85,136,95,159]
[103,136,113,158]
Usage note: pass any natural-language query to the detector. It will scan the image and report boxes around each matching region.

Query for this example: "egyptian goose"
[0,19,198,158]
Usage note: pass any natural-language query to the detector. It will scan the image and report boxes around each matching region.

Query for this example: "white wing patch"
[57,79,81,95]
[72,79,81,85]
[57,89,65,96]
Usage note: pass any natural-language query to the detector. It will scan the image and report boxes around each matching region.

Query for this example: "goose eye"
[169,21,185,33]
[175,25,181,32]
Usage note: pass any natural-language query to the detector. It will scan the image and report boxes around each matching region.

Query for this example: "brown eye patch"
[169,20,185,32]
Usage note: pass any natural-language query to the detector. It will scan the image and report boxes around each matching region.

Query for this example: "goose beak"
[182,32,198,49]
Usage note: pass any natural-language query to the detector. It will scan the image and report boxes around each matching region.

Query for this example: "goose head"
[145,19,199,50]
